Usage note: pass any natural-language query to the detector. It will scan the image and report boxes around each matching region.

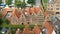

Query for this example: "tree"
[0,13,2,18]
[27,0,36,7]
[0,18,3,25]
[0,13,3,26]
[29,25,34,30]
[5,0,12,5]
[15,0,21,8]
[5,19,10,24]
[42,0,47,10]
[21,1,26,8]
[15,0,26,8]
[0,0,2,4]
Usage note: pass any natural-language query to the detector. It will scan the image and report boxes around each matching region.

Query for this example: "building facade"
[2,6,45,25]
[47,0,60,14]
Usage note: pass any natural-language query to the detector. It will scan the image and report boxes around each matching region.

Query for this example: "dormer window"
[6,11,12,18]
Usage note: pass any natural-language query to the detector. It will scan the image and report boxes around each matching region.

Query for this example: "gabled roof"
[31,6,42,15]
[37,6,41,12]
[11,8,20,18]
[2,8,12,17]
[26,7,33,15]
[44,21,54,34]
[32,7,38,14]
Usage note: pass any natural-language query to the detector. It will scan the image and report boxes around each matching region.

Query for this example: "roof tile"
[2,8,11,17]
[33,25,41,34]
[12,8,20,18]
[44,21,54,34]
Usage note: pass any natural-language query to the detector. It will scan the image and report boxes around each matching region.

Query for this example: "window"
[6,12,11,17]
[56,8,59,10]
[48,8,53,10]
[56,5,60,7]
[27,22,30,24]
[48,8,50,10]
[22,23,24,25]
[51,8,53,10]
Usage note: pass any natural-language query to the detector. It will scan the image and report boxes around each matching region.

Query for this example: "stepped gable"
[2,7,12,17]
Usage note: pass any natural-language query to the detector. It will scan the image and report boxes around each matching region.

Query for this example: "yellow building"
[47,0,60,14]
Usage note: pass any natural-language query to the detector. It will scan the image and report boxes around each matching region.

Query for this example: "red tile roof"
[12,8,20,18]
[23,27,31,34]
[30,31,34,34]
[22,6,42,15]
[37,6,41,12]
[2,8,12,17]
[32,7,38,14]
[26,7,33,15]
[33,25,41,34]
[44,21,54,34]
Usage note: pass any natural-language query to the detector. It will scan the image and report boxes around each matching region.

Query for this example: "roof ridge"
[11,8,20,18]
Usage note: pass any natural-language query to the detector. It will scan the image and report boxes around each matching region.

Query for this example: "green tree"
[15,0,26,8]
[21,1,26,8]
[0,13,2,18]
[15,0,21,8]
[27,0,36,7]
[5,0,12,5]
[0,18,3,26]
[42,0,47,10]
[0,0,2,4]
[29,25,34,30]
[20,25,25,30]
[0,13,3,26]
[4,19,10,24]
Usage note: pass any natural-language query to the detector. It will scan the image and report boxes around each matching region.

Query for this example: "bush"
[29,25,34,30]
[0,18,3,25]
[37,24,42,27]
[4,19,10,24]
[20,25,25,30]
[15,0,26,8]
[11,29,15,34]
[27,0,35,7]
